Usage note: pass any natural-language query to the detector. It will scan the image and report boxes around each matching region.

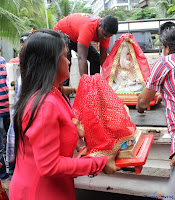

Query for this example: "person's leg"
[62,40,77,86]
[87,43,100,75]
[0,119,6,181]
[0,157,9,182]
[8,162,15,175]
[3,115,10,134]
[3,114,15,175]
[0,127,3,161]
[0,117,10,186]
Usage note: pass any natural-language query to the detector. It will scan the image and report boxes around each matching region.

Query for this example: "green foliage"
[0,6,27,45]
[50,0,92,21]
[156,0,169,8]
[132,0,139,3]
[18,7,29,18]
[47,8,58,29]
[167,4,175,16]
[99,7,135,21]
[0,0,45,44]
[0,0,58,44]
[130,7,157,20]
[71,1,92,15]
[17,8,33,28]
[156,0,170,17]
[99,8,118,18]
[18,6,56,30]
[132,3,139,9]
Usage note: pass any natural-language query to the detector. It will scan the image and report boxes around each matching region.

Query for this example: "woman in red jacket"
[9,29,120,200]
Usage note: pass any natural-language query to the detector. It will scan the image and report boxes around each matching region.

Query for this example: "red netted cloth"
[101,33,150,84]
[72,74,137,157]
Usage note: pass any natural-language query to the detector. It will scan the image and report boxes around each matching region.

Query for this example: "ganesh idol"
[101,33,151,103]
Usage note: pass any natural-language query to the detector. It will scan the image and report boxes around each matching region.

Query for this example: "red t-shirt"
[9,56,20,64]
[53,13,110,49]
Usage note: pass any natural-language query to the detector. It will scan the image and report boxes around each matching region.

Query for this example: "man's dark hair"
[160,21,175,35]
[20,33,30,43]
[100,15,118,34]
[160,26,175,54]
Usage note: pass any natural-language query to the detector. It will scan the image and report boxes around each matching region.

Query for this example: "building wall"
[110,0,131,10]
[90,0,105,16]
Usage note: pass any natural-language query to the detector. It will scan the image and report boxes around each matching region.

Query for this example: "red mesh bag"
[72,74,137,157]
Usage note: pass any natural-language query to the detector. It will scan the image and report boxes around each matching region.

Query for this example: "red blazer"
[10,87,107,200]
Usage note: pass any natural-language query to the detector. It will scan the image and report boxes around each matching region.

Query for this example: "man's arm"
[77,42,89,76]
[100,47,108,66]
[136,87,156,113]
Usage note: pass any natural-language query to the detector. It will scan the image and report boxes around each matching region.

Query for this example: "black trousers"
[63,41,101,86]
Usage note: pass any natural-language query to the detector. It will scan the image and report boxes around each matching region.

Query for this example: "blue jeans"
[0,115,10,182]
[0,156,9,182]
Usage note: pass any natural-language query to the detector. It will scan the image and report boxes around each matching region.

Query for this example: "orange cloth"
[72,74,136,157]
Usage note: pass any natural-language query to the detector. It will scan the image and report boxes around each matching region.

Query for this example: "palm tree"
[51,0,70,20]
[0,0,27,44]
[50,0,92,22]
[29,6,57,30]
[0,0,47,44]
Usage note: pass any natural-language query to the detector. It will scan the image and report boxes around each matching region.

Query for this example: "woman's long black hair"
[14,29,65,156]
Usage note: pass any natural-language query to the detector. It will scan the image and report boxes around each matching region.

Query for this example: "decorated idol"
[101,33,150,95]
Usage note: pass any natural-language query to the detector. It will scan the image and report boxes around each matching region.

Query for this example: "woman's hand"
[103,153,121,174]
[76,136,87,156]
